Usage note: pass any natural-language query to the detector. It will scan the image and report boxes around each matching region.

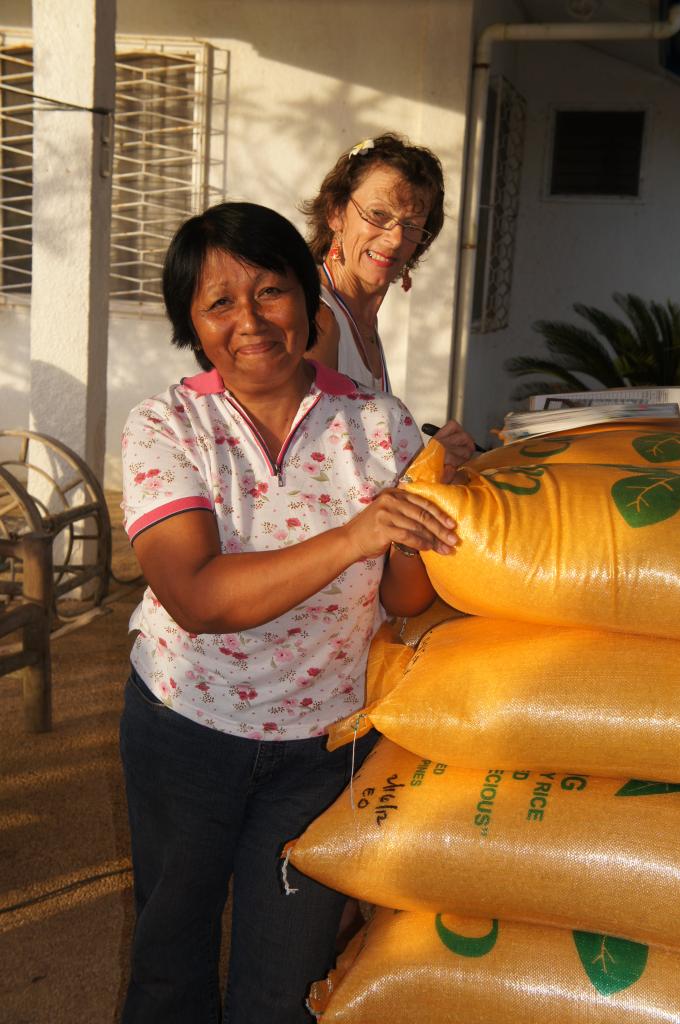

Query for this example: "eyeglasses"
[349,197,432,245]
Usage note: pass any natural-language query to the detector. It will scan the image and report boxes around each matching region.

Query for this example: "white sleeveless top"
[320,264,391,394]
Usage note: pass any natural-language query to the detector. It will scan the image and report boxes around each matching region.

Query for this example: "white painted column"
[401,0,475,435]
[29,0,116,483]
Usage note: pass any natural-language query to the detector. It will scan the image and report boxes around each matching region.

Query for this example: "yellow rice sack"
[361,622,413,709]
[309,908,680,1023]
[328,617,680,783]
[401,439,680,639]
[475,420,680,471]
[359,599,464,712]
[287,739,680,950]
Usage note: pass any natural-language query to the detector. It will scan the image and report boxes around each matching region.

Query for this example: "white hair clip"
[348,138,375,159]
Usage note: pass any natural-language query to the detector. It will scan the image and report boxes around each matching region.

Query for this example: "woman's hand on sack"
[432,420,477,483]
[341,487,458,562]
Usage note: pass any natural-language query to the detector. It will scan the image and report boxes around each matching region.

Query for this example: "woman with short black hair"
[164,201,322,367]
[119,201,457,1023]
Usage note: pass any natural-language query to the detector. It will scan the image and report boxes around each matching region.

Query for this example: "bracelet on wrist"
[392,541,418,558]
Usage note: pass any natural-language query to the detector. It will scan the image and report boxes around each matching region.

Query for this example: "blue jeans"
[119,667,377,1024]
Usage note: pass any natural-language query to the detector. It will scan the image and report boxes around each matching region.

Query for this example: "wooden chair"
[0,530,53,732]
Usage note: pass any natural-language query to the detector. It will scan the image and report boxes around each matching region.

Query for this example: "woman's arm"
[133,488,457,634]
[305,301,340,370]
[379,544,437,618]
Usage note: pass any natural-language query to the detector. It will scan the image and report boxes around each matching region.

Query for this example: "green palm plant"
[505,293,680,400]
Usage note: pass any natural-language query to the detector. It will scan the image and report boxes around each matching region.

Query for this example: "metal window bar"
[472,76,526,334]
[0,38,224,302]
[0,45,34,294]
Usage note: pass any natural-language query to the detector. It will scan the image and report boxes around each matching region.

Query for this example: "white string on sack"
[348,713,366,814]
[281,847,299,896]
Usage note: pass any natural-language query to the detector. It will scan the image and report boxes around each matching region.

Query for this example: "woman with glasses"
[303,132,475,478]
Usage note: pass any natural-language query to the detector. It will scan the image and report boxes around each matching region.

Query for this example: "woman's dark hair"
[163,201,321,370]
[301,132,445,269]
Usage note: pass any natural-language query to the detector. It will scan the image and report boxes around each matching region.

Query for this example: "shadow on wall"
[219,76,466,432]
[0,309,30,430]
[108,89,389,487]
[116,0,458,105]
[209,74,465,253]
[6,0,471,482]
[103,64,468,483]
[223,79,429,216]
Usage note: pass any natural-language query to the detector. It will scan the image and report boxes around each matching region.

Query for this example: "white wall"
[4,3,679,473]
[0,301,30,432]
[1,0,474,487]
[464,36,680,445]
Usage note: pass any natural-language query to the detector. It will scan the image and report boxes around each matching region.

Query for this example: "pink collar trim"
[181,360,358,397]
[310,360,358,395]
[182,367,224,394]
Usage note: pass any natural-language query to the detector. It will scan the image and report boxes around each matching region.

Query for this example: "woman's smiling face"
[329,164,431,290]
[190,248,310,399]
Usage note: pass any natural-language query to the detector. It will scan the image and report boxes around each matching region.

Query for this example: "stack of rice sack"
[286,419,680,1022]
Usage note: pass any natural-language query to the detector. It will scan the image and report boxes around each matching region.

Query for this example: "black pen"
[421,422,487,453]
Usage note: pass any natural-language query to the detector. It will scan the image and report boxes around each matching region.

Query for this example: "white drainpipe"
[450,3,680,423]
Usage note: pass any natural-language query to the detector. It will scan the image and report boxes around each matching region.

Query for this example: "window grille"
[472,76,526,335]
[0,36,226,303]
[550,110,644,198]
[0,45,33,295]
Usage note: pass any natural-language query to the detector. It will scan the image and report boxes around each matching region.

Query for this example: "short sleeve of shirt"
[122,391,213,542]
[387,397,424,475]
[356,390,422,480]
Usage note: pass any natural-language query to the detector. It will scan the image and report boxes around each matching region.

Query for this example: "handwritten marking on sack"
[357,773,406,826]
[375,774,404,826]
[435,914,499,958]
[573,931,649,995]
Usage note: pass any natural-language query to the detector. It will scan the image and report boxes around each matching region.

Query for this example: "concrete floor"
[0,478,381,1021]
[0,494,235,1023]
[0,478,388,1024]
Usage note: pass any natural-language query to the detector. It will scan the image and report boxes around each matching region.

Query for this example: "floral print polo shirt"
[122,360,422,740]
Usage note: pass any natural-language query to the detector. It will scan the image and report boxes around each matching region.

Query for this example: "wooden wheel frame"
[0,429,111,622]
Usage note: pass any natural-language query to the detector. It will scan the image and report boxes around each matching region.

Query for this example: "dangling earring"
[401,266,413,293]
[328,232,344,263]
